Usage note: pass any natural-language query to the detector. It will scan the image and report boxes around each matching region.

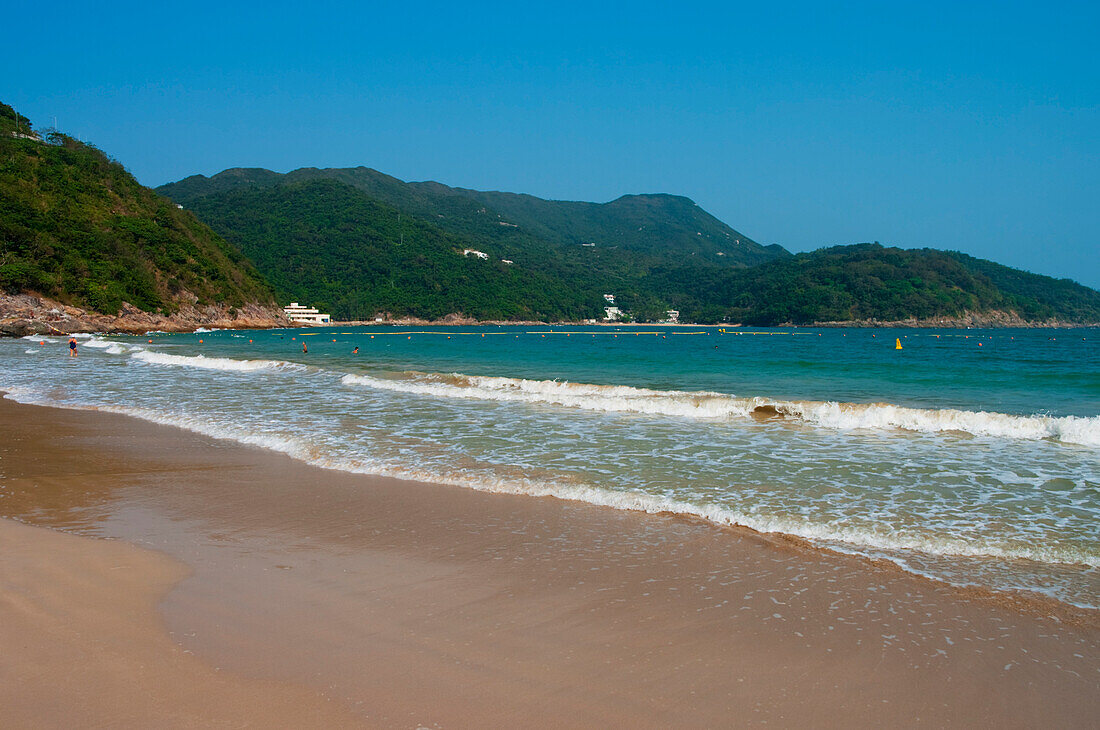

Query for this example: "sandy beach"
[1,396,1097,728]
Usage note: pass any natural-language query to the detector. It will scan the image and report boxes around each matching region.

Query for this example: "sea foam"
[341,372,1100,446]
[4,386,1095,571]
[132,350,304,372]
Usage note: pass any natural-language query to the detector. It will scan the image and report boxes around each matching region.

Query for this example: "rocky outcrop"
[0,294,290,336]
[808,310,1097,328]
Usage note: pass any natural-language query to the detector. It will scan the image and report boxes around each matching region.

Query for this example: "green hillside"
[0,103,273,314]
[158,166,793,320]
[158,166,1099,326]
[158,166,786,268]
[646,244,1100,324]
[181,179,599,321]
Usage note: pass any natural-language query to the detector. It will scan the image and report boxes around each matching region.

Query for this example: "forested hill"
[646,244,1100,325]
[178,178,598,321]
[0,103,274,315]
[159,164,1100,325]
[158,166,787,268]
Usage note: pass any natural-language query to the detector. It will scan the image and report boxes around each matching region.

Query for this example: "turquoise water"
[2,325,1097,607]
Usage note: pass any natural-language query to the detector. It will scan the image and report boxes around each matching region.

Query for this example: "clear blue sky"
[6,1,1099,287]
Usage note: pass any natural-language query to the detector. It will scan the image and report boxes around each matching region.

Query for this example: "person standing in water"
[302,342,308,354]
[68,337,78,357]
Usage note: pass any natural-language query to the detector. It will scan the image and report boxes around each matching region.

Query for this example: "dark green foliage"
[158,168,1100,325]
[159,166,781,268]
[646,244,1100,324]
[182,179,600,321]
[158,166,790,321]
[0,105,274,314]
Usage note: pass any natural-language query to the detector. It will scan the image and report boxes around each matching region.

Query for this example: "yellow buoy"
[895,338,903,350]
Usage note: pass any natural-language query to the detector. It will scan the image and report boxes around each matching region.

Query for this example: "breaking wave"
[341,372,1100,446]
[1,385,1095,574]
[131,350,305,373]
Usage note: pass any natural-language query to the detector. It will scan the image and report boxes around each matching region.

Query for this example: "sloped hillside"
[0,102,274,317]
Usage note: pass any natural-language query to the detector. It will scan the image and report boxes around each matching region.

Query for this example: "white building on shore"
[283,302,331,325]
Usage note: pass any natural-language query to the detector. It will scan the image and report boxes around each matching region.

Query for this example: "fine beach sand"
[1,397,1097,728]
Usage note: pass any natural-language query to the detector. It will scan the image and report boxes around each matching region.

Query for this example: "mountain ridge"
[158,166,1100,325]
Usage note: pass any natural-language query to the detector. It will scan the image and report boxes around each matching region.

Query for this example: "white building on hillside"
[283,302,331,325]
[603,306,622,322]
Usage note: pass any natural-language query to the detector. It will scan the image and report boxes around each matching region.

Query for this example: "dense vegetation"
[159,166,784,268]
[643,244,1100,324]
[161,166,794,320]
[161,166,1100,324]
[182,179,599,320]
[0,103,273,314]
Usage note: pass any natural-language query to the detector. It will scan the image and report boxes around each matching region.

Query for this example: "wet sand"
[1,397,1097,727]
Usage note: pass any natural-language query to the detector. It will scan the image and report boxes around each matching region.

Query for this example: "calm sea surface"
[2,325,1097,607]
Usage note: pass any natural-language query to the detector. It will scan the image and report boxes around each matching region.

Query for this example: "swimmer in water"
[353,346,359,354]
[68,337,78,357]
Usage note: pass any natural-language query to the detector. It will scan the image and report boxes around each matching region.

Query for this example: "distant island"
[2,100,1098,332]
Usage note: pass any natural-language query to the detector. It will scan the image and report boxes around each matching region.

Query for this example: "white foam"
[4,387,1094,572]
[131,350,304,373]
[341,372,1100,446]
[22,336,59,343]
[24,349,38,354]
[81,337,117,349]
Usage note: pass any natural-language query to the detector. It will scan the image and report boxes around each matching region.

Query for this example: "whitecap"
[341,372,1100,446]
[131,350,304,373]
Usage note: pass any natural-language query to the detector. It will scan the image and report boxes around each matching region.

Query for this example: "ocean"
[2,325,1097,608]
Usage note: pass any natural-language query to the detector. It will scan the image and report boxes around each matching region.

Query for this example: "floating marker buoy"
[249,339,253,343]
[199,339,203,344]
[370,335,374,339]
[978,343,983,347]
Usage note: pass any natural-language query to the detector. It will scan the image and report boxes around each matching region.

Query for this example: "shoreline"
[3,293,1097,337]
[6,389,1097,618]
[1,396,1098,726]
